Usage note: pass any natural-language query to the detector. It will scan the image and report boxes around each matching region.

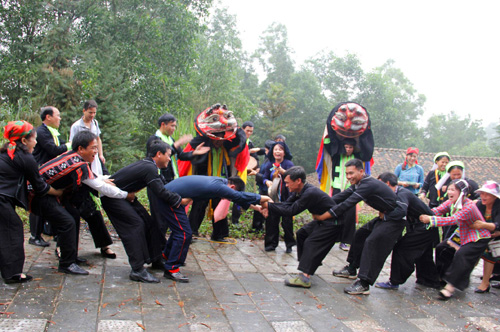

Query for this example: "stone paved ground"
[1,230,499,332]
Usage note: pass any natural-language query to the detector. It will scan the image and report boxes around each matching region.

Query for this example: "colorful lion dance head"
[330,102,369,138]
[195,104,237,140]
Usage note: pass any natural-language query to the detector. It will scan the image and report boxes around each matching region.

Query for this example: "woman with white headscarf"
[435,161,479,240]
[469,181,500,293]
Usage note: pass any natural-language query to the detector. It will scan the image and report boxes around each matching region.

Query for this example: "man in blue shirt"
[159,175,272,283]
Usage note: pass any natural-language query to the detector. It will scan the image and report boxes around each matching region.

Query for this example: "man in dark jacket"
[145,113,209,254]
[261,166,342,288]
[29,106,71,247]
[101,140,186,283]
[373,172,440,290]
[313,159,399,295]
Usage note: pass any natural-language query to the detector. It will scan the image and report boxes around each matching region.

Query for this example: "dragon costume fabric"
[178,104,249,182]
[315,102,374,194]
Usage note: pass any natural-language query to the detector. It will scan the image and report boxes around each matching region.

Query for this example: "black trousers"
[0,196,25,279]
[34,195,77,267]
[332,189,356,245]
[252,209,265,231]
[189,198,229,240]
[102,197,162,270]
[231,203,241,224]
[147,187,167,251]
[436,238,489,290]
[82,210,113,249]
[346,217,377,269]
[297,219,343,275]
[390,226,440,286]
[28,213,45,238]
[265,209,296,249]
[349,217,405,285]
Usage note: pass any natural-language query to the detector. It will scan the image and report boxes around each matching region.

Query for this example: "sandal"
[437,289,453,301]
[5,273,33,284]
[55,247,61,259]
[100,247,116,259]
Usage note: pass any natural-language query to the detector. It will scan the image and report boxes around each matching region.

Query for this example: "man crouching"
[261,166,342,288]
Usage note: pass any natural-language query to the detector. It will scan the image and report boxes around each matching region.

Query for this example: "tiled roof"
[371,148,500,185]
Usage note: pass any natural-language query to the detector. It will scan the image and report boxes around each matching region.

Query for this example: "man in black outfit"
[34,131,133,275]
[29,106,70,247]
[101,140,186,283]
[314,159,399,295]
[374,172,440,290]
[145,113,209,254]
[261,166,342,288]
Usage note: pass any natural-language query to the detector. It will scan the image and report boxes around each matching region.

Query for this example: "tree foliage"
[1,3,495,174]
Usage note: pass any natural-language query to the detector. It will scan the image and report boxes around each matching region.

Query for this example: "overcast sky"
[216,0,499,128]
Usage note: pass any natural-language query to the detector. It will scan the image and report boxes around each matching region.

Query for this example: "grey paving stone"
[271,320,315,332]
[98,319,144,332]
[48,300,98,332]
[9,234,500,331]
[465,316,500,332]
[142,304,189,331]
[189,321,232,331]
[100,286,140,308]
[272,276,349,331]
[235,272,301,321]
[59,274,103,301]
[4,301,54,320]
[98,301,142,321]
[207,279,254,305]
[222,303,274,332]
[0,318,47,332]
[309,277,367,322]
[139,280,179,305]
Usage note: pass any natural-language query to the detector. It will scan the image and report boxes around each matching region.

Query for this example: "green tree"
[358,60,426,148]
[186,7,257,123]
[422,112,492,156]
[254,22,295,88]
[305,51,364,103]
[284,70,330,172]
[257,83,295,139]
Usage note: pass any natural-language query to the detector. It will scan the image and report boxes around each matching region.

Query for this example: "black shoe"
[76,257,87,264]
[265,246,275,252]
[4,274,33,284]
[164,270,189,283]
[100,247,117,259]
[151,259,166,271]
[58,263,89,275]
[437,289,452,301]
[29,236,50,247]
[415,279,441,289]
[491,282,500,289]
[211,237,228,242]
[286,246,293,254]
[474,286,490,293]
[333,265,357,279]
[344,279,370,295]
[129,268,160,283]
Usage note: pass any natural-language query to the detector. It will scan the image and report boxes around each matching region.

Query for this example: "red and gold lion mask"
[195,104,237,140]
[330,102,369,138]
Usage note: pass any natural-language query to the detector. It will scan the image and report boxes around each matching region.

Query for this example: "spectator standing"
[394,147,424,195]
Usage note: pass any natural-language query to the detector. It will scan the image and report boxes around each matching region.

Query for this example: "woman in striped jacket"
[420,179,491,300]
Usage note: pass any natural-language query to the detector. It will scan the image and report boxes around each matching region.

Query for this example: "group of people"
[1,102,499,304]
[274,146,499,302]
[0,103,274,285]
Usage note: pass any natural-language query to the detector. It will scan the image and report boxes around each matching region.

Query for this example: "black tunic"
[329,175,398,220]
[110,158,181,207]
